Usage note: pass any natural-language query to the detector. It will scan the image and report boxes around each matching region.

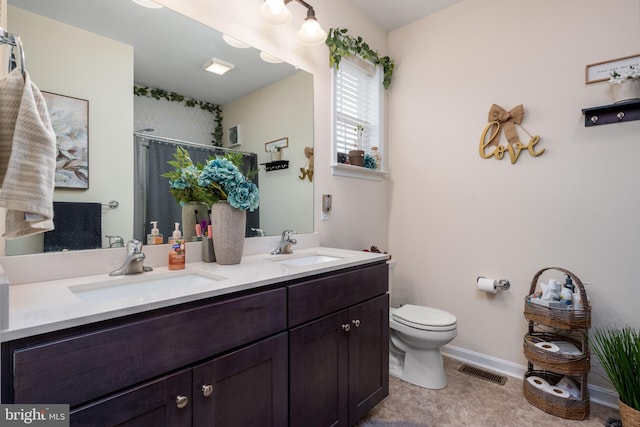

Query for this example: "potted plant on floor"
[591,326,640,426]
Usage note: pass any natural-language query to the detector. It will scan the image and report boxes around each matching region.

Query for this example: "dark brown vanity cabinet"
[289,263,389,427]
[1,260,389,427]
[71,332,288,427]
[2,287,288,427]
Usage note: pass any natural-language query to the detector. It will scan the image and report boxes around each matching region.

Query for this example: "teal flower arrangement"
[163,147,259,211]
[199,157,259,211]
[363,153,377,170]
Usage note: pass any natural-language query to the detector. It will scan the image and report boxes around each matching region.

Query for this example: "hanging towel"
[43,202,102,252]
[0,68,56,238]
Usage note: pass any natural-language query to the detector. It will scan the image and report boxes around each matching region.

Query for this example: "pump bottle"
[168,222,185,270]
[147,221,163,245]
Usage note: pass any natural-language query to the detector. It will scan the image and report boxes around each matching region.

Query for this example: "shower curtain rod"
[134,133,253,156]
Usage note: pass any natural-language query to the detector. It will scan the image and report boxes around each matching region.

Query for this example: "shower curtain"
[134,135,259,243]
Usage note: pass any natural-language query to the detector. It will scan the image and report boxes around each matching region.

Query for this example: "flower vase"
[271,151,282,161]
[611,79,640,103]
[182,202,209,242]
[210,201,246,265]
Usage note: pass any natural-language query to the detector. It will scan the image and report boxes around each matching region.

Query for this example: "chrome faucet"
[271,230,297,255]
[109,240,153,276]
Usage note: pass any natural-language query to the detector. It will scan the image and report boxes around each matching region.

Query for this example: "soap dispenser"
[168,222,185,270]
[147,221,163,245]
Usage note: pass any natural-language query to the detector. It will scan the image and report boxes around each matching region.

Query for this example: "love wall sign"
[479,104,544,164]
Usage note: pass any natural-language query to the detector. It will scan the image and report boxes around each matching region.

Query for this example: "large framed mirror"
[6,0,314,255]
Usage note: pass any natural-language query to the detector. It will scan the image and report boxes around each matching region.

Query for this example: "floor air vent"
[458,364,507,385]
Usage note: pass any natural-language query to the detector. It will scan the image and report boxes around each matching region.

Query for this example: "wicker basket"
[523,371,590,420]
[523,267,591,329]
[620,399,640,427]
[523,332,590,374]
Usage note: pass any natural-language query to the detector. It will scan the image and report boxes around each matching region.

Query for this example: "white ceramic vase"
[210,201,246,265]
[611,79,640,103]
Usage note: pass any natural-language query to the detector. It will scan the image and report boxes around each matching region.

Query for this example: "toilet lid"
[392,304,457,331]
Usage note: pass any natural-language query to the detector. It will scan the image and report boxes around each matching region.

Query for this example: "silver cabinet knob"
[176,395,189,409]
[352,319,361,327]
[590,115,598,124]
[341,323,351,332]
[617,112,625,120]
[202,384,214,397]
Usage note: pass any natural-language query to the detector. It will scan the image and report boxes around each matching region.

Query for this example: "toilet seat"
[392,304,457,332]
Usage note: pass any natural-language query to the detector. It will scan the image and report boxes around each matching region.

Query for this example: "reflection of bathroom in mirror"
[5,0,314,255]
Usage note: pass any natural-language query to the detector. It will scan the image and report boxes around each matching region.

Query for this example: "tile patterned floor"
[358,357,620,427]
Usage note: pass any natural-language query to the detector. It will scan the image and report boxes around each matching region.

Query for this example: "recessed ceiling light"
[259,51,283,64]
[131,0,163,9]
[202,58,235,75]
[223,34,250,49]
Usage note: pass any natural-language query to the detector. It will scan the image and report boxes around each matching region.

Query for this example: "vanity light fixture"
[258,0,293,25]
[202,58,235,75]
[258,0,327,46]
[131,0,163,9]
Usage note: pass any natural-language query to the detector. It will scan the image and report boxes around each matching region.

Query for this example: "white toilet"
[388,260,458,389]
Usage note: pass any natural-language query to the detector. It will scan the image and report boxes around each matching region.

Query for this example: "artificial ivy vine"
[133,85,224,146]
[325,28,395,89]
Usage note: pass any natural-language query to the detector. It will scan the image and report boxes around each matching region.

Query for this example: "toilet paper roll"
[547,386,571,398]
[477,278,497,293]
[534,341,560,353]
[527,375,550,390]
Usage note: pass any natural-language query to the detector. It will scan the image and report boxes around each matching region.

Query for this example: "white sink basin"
[274,254,343,267]
[70,271,227,303]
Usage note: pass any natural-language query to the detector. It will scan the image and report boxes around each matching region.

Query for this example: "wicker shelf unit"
[522,267,591,420]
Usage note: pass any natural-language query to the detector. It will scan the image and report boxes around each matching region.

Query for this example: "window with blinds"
[333,57,383,166]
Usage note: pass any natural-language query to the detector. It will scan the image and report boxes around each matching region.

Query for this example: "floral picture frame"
[43,91,89,189]
[228,124,240,147]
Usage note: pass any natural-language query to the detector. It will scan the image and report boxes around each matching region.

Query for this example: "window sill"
[330,163,388,181]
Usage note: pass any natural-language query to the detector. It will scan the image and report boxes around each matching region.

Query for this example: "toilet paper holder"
[477,276,511,291]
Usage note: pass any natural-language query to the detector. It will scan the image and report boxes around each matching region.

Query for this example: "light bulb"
[296,17,327,46]
[258,0,292,25]
[268,0,285,15]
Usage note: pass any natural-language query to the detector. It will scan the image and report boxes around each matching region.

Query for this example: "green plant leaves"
[133,85,224,146]
[325,27,395,89]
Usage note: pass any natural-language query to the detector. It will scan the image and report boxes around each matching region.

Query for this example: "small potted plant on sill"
[609,65,640,103]
[591,326,640,426]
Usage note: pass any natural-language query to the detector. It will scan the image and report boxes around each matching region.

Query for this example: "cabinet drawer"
[12,287,286,407]
[288,262,388,327]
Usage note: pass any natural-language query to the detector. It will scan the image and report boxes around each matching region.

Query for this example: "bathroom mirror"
[6,0,314,255]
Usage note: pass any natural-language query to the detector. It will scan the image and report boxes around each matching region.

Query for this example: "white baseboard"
[442,344,619,409]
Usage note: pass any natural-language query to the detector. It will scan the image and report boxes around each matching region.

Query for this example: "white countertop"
[1,247,389,342]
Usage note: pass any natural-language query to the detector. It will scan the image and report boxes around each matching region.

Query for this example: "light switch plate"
[321,194,332,221]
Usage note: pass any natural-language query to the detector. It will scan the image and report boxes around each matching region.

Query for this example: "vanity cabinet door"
[289,310,350,427]
[289,294,389,427]
[70,369,192,427]
[192,332,288,427]
[348,294,389,426]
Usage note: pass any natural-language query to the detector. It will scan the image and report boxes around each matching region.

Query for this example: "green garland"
[325,28,395,89]
[133,85,224,146]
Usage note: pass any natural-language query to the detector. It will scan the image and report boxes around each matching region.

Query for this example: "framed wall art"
[227,124,240,147]
[585,53,640,84]
[43,91,89,189]
[264,137,288,152]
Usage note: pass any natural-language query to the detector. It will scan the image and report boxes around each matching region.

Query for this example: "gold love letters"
[479,104,544,164]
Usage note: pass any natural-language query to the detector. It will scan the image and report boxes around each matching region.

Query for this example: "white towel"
[0,68,56,238]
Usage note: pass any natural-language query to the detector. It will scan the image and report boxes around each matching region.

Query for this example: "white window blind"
[333,57,383,162]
